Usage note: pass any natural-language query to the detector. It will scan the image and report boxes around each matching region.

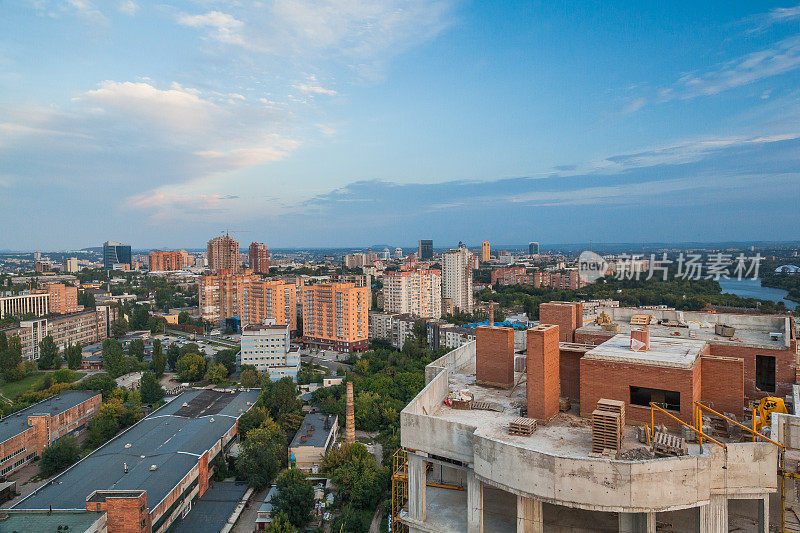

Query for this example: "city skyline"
[3,2,800,248]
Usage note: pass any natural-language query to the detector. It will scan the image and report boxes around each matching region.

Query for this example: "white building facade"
[441,247,474,314]
[239,321,299,380]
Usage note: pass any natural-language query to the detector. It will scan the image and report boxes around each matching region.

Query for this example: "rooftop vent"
[150,465,157,471]
[123,463,128,474]
[124,443,131,448]
[630,328,650,352]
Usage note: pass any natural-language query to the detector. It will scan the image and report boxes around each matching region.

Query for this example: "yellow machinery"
[753,396,788,433]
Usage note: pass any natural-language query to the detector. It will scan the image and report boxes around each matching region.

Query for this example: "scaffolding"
[391,448,409,533]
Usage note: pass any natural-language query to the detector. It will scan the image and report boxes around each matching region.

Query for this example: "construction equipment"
[753,396,788,433]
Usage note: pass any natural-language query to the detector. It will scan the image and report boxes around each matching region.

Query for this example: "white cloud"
[119,1,138,15]
[65,0,108,25]
[176,11,247,47]
[294,75,337,96]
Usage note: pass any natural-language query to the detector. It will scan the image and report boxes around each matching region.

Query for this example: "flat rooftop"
[171,481,248,533]
[14,388,259,512]
[290,413,337,449]
[435,361,703,460]
[0,390,99,444]
[0,510,105,532]
[582,334,707,369]
[576,308,793,349]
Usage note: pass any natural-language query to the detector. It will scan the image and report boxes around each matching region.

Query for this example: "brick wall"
[198,450,210,497]
[476,326,515,388]
[539,302,579,342]
[574,331,615,346]
[527,325,560,420]
[707,344,796,400]
[579,358,700,427]
[558,346,589,402]
[104,492,149,533]
[700,356,745,418]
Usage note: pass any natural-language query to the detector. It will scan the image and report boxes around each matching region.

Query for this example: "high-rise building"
[418,240,433,260]
[200,271,297,329]
[148,250,190,272]
[249,242,270,274]
[383,269,442,318]
[300,282,369,351]
[45,283,79,314]
[207,234,240,273]
[103,241,131,270]
[529,241,539,255]
[343,252,378,269]
[394,247,403,259]
[481,241,491,262]
[442,247,474,314]
[63,257,79,273]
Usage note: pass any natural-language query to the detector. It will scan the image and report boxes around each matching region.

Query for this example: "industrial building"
[0,391,101,478]
[239,321,299,380]
[288,413,339,473]
[13,388,259,533]
[396,305,799,532]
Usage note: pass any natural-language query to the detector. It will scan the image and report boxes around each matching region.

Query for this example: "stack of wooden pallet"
[652,431,688,457]
[509,417,537,436]
[591,399,625,453]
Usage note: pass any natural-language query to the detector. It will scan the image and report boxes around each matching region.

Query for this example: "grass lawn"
[0,371,45,399]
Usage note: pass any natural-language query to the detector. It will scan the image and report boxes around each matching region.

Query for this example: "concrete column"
[408,453,427,522]
[697,494,728,533]
[757,496,768,533]
[467,470,483,533]
[516,495,543,533]
[619,512,655,533]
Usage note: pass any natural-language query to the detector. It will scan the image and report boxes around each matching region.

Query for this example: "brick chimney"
[539,302,583,342]
[527,324,560,420]
[630,328,650,352]
[476,326,514,389]
[488,302,495,327]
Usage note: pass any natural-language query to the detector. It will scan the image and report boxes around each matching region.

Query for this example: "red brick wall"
[574,331,615,346]
[540,302,580,342]
[707,343,796,400]
[105,493,149,533]
[476,326,515,388]
[198,451,210,497]
[579,358,700,427]
[558,347,584,402]
[700,356,745,418]
[527,325,560,420]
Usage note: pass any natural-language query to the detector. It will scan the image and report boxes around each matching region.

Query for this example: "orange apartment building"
[0,391,102,477]
[200,271,297,330]
[300,282,369,351]
[148,250,190,272]
[207,234,240,273]
[45,282,80,314]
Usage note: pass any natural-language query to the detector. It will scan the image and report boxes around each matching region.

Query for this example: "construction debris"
[619,447,655,461]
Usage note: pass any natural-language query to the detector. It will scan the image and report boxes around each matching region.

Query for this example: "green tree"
[166,344,180,371]
[176,353,207,382]
[272,469,314,528]
[39,436,81,477]
[102,339,126,377]
[237,406,268,440]
[151,339,166,378]
[38,335,59,370]
[264,512,295,533]
[66,342,83,370]
[240,367,259,388]
[0,333,23,379]
[52,368,76,383]
[128,339,145,361]
[140,371,165,403]
[129,306,151,330]
[323,443,387,509]
[112,317,129,337]
[74,372,117,397]
[236,418,286,490]
[214,348,238,375]
[178,311,191,325]
[204,362,228,385]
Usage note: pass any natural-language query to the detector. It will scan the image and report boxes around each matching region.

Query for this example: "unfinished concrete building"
[397,306,800,532]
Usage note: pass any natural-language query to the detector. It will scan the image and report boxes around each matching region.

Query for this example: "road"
[301,354,352,373]
[164,330,240,348]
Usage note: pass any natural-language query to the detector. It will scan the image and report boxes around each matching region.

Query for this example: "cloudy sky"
[2,1,800,250]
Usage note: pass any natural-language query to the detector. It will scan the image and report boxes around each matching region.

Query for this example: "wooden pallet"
[592,410,621,453]
[652,431,688,457]
[509,417,537,436]
[471,401,504,413]
[630,314,652,325]
[596,399,625,428]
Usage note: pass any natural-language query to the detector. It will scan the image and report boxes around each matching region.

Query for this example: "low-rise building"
[255,486,279,530]
[288,413,338,473]
[0,391,102,478]
[239,321,299,380]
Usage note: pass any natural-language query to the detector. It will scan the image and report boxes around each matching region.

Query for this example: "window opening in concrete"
[630,386,680,411]
[756,355,776,392]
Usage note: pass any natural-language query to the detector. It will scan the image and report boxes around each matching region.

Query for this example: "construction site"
[394,303,800,532]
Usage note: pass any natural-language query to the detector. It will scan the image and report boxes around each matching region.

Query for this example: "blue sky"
[2,1,800,250]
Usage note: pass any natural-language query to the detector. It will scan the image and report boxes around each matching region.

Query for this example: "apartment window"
[630,386,680,412]
[756,355,776,393]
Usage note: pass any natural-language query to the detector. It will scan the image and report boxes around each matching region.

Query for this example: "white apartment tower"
[441,247,474,314]
[383,269,442,318]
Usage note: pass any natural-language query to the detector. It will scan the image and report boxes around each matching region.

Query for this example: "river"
[717,277,797,310]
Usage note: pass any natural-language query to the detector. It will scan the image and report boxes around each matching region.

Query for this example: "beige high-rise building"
[383,269,442,318]
[63,257,79,273]
[442,247,474,314]
[207,234,240,273]
[481,241,491,262]
[300,282,369,351]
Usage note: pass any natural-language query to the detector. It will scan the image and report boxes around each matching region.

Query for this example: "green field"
[0,372,46,400]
